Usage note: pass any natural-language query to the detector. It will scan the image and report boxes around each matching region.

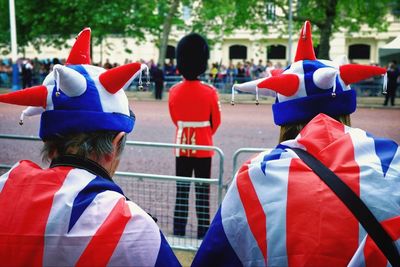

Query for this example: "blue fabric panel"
[261,148,285,175]
[272,89,356,126]
[303,60,335,96]
[154,231,182,267]
[366,132,399,177]
[52,65,102,112]
[192,209,242,267]
[68,176,124,232]
[40,110,134,139]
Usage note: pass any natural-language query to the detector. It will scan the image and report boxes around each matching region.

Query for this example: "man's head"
[233,21,386,140]
[176,33,209,80]
[0,28,146,173]
[42,131,126,176]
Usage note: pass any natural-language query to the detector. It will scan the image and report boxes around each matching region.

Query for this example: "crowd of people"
[0,56,283,87]
[0,21,399,267]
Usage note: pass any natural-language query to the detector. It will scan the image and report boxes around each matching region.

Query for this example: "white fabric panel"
[0,161,20,193]
[107,201,161,267]
[43,168,97,266]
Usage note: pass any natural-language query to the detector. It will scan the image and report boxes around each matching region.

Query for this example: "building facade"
[21,15,400,68]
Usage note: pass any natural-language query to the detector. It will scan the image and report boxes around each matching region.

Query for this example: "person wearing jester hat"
[168,33,221,239]
[0,28,180,267]
[193,21,400,267]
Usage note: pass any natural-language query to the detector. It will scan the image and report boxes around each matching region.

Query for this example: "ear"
[113,131,126,151]
[105,132,126,162]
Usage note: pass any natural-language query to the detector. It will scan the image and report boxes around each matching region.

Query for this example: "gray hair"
[41,131,127,162]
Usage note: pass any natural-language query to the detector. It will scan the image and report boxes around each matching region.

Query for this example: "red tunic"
[168,80,221,158]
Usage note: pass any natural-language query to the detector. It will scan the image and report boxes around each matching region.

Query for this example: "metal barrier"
[226,147,270,189]
[0,134,224,251]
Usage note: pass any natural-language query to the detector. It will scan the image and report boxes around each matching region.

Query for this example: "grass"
[173,249,196,267]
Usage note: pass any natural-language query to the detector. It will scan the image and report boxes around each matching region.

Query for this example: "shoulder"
[169,81,184,91]
[200,81,217,92]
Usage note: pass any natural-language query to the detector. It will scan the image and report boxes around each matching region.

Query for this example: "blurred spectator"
[164,59,176,76]
[210,63,218,84]
[150,63,164,100]
[384,60,400,106]
[103,59,112,69]
[21,59,33,89]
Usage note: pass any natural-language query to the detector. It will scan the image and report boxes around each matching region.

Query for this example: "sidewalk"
[126,91,400,109]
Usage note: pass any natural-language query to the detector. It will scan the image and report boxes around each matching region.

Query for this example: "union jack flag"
[193,113,400,267]
[0,161,180,267]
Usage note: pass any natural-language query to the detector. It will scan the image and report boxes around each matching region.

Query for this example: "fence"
[0,72,390,96]
[0,134,224,251]
[225,147,271,190]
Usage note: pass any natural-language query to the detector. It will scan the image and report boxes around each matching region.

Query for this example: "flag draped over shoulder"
[0,161,180,267]
[193,113,400,267]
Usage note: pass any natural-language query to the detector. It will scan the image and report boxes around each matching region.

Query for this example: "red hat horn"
[257,74,300,97]
[66,27,91,65]
[0,85,48,108]
[99,62,143,94]
[294,21,317,62]
[339,64,386,85]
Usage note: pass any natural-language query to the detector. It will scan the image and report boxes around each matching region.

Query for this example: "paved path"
[0,98,399,240]
[1,99,399,181]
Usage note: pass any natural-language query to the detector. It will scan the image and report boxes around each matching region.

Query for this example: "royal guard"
[168,33,221,239]
[193,21,399,267]
[0,28,180,266]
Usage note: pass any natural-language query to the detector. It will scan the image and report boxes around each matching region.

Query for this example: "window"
[166,45,176,60]
[348,44,370,60]
[229,45,247,59]
[267,45,286,59]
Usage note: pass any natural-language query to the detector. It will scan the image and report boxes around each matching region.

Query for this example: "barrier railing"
[225,147,270,190]
[0,134,224,251]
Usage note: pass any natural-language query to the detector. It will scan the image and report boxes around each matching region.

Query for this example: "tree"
[273,0,393,59]
[0,0,157,56]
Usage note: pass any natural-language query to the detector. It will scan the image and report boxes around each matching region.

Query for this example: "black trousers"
[173,157,211,239]
[384,86,397,106]
[155,82,163,100]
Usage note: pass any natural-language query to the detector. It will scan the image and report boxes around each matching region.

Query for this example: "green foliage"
[0,0,395,58]
[0,0,160,53]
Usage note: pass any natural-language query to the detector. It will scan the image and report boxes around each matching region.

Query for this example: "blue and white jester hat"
[0,28,148,140]
[233,21,387,126]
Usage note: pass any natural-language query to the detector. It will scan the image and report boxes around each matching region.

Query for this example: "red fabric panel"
[294,21,316,62]
[76,197,131,267]
[236,164,267,263]
[0,161,71,266]
[287,120,360,266]
[364,216,400,267]
[0,85,47,108]
[66,28,91,65]
[99,62,142,94]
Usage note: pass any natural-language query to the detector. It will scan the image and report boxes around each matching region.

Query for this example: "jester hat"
[233,21,387,126]
[0,28,148,140]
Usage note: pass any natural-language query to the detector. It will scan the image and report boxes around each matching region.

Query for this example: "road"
[1,100,399,239]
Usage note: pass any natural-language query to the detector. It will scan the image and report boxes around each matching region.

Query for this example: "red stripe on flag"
[0,161,71,266]
[287,129,360,265]
[364,216,400,267]
[76,197,131,267]
[236,164,267,263]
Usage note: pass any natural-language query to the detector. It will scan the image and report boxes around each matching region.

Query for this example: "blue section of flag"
[68,176,124,232]
[261,148,285,175]
[154,231,182,267]
[192,208,243,267]
[367,132,398,177]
